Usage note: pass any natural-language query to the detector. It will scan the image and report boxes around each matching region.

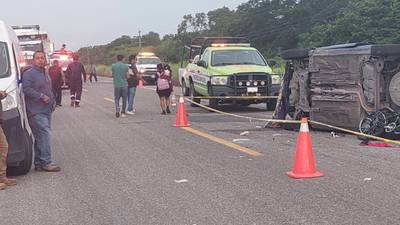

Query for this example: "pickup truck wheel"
[189,82,200,107]
[7,129,33,176]
[181,80,189,96]
[266,99,277,111]
[209,99,218,110]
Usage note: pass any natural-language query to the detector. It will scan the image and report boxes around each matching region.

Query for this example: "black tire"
[7,130,33,176]
[266,99,277,111]
[189,81,200,107]
[209,99,218,110]
[371,44,400,56]
[281,48,309,60]
[181,79,189,96]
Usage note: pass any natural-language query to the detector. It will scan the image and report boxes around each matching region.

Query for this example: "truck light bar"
[211,43,251,47]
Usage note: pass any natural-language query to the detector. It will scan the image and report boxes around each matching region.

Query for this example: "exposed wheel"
[209,99,218,109]
[181,79,189,96]
[281,48,309,60]
[189,81,200,107]
[7,130,33,176]
[389,72,400,111]
[371,44,400,56]
[266,99,277,111]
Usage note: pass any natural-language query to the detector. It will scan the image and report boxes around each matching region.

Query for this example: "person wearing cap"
[66,54,86,107]
[0,91,17,189]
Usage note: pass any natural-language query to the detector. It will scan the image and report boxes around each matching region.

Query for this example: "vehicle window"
[0,42,11,78]
[12,44,20,79]
[211,50,266,67]
[137,58,161,65]
[201,50,210,61]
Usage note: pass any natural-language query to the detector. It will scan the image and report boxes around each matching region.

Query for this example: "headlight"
[271,75,282,85]
[238,81,243,86]
[253,81,258,86]
[246,81,251,86]
[139,68,146,73]
[1,88,18,111]
[211,76,228,85]
[260,81,266,86]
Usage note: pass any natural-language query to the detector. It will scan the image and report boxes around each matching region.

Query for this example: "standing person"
[155,63,172,115]
[22,51,60,172]
[66,54,86,107]
[126,55,139,115]
[0,91,17,189]
[163,64,173,112]
[111,55,129,118]
[89,63,98,83]
[49,60,64,106]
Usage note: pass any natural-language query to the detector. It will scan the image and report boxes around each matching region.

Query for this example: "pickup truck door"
[191,50,210,95]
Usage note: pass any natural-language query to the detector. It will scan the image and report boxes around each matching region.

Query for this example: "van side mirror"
[197,60,207,68]
[268,60,277,67]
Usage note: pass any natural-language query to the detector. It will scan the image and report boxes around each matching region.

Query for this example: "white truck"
[11,25,54,65]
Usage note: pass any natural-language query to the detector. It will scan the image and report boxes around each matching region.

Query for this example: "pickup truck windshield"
[211,50,266,67]
[137,58,161,65]
[0,42,11,78]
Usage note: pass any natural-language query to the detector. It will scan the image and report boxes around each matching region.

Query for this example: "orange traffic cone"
[138,80,144,88]
[173,96,190,127]
[286,117,324,179]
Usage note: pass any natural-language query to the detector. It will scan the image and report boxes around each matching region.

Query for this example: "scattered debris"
[240,131,250,136]
[248,158,253,161]
[272,133,282,137]
[255,126,262,129]
[360,140,393,148]
[239,155,245,158]
[363,178,372,181]
[174,179,189,184]
[233,139,250,143]
[331,131,340,138]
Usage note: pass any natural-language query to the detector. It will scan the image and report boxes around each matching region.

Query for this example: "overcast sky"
[2,0,248,50]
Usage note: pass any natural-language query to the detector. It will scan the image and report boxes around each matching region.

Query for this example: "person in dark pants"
[89,63,98,83]
[111,55,129,118]
[0,91,17,189]
[49,60,64,106]
[66,54,86,107]
[23,51,60,172]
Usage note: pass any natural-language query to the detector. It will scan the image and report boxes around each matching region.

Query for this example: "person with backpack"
[155,63,172,115]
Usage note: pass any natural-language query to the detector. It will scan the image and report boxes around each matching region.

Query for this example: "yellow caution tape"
[189,96,278,99]
[184,97,400,146]
[184,97,301,124]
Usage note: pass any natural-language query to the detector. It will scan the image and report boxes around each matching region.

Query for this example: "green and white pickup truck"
[178,37,281,110]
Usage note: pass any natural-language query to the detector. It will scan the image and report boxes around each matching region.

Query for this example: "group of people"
[48,56,97,108]
[111,54,173,117]
[0,51,175,190]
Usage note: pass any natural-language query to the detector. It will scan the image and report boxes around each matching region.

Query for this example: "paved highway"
[1,77,400,225]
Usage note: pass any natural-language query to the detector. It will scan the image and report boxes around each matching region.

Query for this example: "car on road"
[0,20,34,175]
[49,50,74,88]
[136,52,161,85]
[179,37,281,110]
[279,43,400,136]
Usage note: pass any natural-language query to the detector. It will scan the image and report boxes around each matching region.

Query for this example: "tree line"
[78,0,399,65]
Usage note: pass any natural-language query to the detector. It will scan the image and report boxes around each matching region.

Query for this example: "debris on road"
[364,178,372,182]
[331,131,340,138]
[272,133,282,137]
[174,179,189,184]
[360,140,393,148]
[240,131,250,136]
[233,139,250,143]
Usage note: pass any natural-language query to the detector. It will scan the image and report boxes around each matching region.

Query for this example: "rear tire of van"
[181,80,189,96]
[281,48,309,60]
[8,130,33,176]
[189,81,200,107]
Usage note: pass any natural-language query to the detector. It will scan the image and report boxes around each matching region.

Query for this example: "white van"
[0,20,33,175]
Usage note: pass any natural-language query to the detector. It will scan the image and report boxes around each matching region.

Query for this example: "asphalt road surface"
[1,77,400,225]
